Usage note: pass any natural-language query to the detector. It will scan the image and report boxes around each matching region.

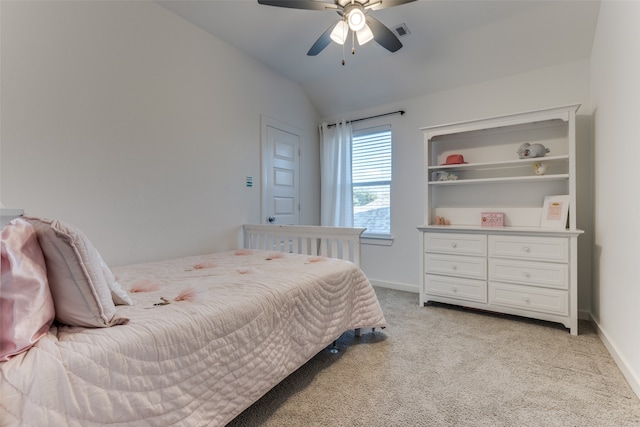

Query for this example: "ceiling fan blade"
[365,0,416,11]
[366,15,402,52]
[307,23,335,56]
[257,0,337,11]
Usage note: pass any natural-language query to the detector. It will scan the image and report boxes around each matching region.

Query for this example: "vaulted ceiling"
[157,0,601,117]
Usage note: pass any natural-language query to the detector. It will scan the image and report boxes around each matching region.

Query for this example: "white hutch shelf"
[418,105,583,334]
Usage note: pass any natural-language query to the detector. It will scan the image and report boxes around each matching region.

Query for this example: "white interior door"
[261,116,301,225]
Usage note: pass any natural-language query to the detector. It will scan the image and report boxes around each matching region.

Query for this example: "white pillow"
[26,216,128,328]
[97,251,133,306]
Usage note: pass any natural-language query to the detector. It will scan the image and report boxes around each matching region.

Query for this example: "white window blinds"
[352,125,392,236]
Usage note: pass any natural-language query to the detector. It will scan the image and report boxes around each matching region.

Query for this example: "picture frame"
[481,212,504,227]
[540,195,570,229]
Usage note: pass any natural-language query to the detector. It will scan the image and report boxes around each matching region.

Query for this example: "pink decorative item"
[308,255,327,263]
[130,279,161,293]
[174,287,198,302]
[193,261,216,270]
[265,252,285,260]
[1,219,55,361]
[481,212,505,227]
[236,267,258,274]
[234,249,253,256]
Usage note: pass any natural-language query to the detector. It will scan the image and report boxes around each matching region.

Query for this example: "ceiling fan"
[257,0,416,60]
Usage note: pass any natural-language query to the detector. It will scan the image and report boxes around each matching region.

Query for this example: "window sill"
[361,235,394,246]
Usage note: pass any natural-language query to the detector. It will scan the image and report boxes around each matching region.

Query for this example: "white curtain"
[320,121,353,227]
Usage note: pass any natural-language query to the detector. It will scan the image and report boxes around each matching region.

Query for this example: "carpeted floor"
[227,287,640,426]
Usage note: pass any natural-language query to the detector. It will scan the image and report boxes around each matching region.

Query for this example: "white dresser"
[421,229,580,334]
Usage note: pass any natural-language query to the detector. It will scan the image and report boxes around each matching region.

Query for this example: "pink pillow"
[0,219,55,361]
[25,216,128,328]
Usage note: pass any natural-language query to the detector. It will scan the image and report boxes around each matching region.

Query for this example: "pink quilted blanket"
[1,250,386,426]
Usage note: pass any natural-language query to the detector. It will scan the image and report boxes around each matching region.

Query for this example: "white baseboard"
[369,279,420,294]
[590,314,640,400]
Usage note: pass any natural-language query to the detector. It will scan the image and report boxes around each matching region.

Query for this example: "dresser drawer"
[425,253,486,279]
[488,235,568,263]
[425,274,487,303]
[489,282,568,316]
[488,259,568,289]
[425,233,487,256]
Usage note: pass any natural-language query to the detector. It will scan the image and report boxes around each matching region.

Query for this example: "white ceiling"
[157,0,601,117]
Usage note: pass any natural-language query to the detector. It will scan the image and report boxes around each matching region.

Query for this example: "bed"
[0,219,386,426]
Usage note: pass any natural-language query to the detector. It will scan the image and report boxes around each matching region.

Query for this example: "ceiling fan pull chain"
[351,30,356,55]
[342,30,346,65]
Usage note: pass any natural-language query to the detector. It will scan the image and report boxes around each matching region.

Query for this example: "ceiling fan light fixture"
[330,20,349,44]
[347,8,366,31]
[356,24,374,45]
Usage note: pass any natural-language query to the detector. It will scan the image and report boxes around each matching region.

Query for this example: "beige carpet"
[227,287,640,427]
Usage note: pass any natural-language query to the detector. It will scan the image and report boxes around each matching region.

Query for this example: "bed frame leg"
[330,340,339,354]
[354,327,376,337]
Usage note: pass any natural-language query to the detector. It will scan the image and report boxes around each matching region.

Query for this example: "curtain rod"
[327,110,405,128]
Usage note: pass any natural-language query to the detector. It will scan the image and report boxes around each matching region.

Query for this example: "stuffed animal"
[517,142,550,159]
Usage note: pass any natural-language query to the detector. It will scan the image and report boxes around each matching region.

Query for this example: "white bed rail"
[242,224,366,266]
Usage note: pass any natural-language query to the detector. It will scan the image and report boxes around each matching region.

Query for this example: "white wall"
[324,58,594,316]
[0,1,320,266]
[590,0,640,397]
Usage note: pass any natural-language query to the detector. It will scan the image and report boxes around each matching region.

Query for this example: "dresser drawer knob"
[452,265,457,271]
[452,286,457,293]
[523,272,530,278]
[523,246,530,253]
[523,296,530,303]
[451,242,457,248]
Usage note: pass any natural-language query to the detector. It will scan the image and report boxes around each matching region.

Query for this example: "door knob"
[268,216,276,223]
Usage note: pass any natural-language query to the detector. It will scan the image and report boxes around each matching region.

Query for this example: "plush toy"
[517,142,550,159]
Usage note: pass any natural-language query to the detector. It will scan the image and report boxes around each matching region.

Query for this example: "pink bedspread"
[1,250,386,426]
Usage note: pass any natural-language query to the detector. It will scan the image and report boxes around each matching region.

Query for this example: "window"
[352,125,392,237]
